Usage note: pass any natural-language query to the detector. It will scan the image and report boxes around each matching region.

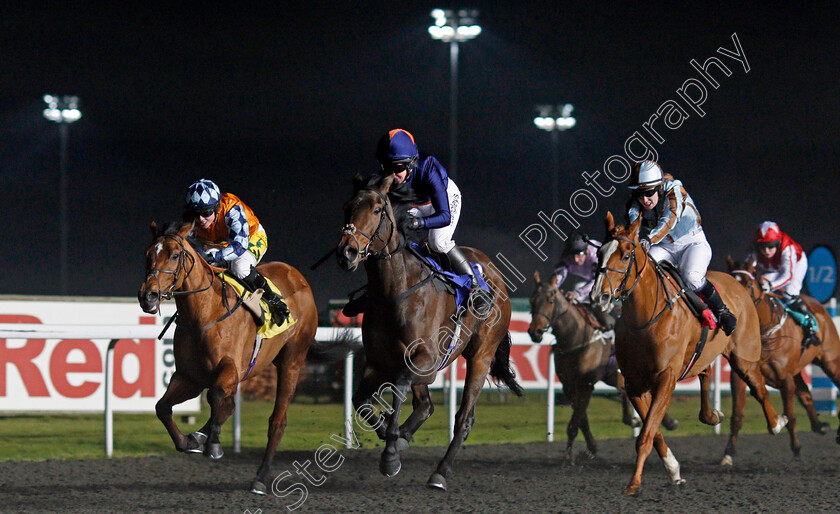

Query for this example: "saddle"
[407,243,492,313]
[218,272,295,339]
[656,261,716,328]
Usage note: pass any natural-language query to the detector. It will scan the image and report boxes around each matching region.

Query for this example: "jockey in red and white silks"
[747,221,808,296]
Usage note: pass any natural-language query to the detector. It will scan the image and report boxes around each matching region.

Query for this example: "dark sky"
[2,2,839,309]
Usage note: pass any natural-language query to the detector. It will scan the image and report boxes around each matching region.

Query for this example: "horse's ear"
[150,221,159,237]
[379,173,396,194]
[726,254,735,271]
[628,213,642,238]
[549,273,558,288]
[177,221,193,238]
[605,211,615,233]
[534,271,541,284]
[352,173,364,192]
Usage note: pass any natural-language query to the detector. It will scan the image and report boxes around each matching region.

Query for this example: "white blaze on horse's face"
[154,242,163,257]
[591,239,619,306]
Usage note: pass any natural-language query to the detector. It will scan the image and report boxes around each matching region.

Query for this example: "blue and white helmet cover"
[185,179,221,209]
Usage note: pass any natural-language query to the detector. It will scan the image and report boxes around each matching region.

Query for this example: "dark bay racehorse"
[590,212,786,495]
[336,173,523,491]
[724,256,840,462]
[138,221,318,494]
[528,271,677,464]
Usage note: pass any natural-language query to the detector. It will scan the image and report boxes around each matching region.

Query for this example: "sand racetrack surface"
[2,431,838,513]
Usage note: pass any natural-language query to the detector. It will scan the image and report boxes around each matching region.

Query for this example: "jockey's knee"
[685,273,706,291]
[230,254,258,279]
[429,239,455,254]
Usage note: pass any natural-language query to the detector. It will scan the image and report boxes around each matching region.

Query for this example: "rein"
[731,270,789,337]
[342,187,399,261]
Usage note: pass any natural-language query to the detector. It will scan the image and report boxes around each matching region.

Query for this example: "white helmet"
[628,161,664,190]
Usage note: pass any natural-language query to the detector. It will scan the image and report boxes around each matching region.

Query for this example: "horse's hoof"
[426,473,447,491]
[663,418,679,431]
[792,446,801,458]
[379,455,401,477]
[720,454,733,466]
[395,437,410,453]
[672,477,686,486]
[814,422,830,435]
[251,479,267,495]
[771,415,788,435]
[714,410,725,426]
[186,431,207,453]
[626,417,642,428]
[205,442,224,460]
[622,484,641,496]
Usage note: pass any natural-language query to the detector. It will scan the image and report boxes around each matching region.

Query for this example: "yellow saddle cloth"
[219,272,296,339]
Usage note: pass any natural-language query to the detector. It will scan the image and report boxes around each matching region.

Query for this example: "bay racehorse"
[138,221,317,494]
[590,212,787,495]
[527,271,678,464]
[336,173,523,491]
[724,256,840,462]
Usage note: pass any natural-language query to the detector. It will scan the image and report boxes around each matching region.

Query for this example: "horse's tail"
[306,328,363,363]
[489,332,525,397]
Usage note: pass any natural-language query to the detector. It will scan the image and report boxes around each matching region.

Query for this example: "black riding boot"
[446,246,492,316]
[787,296,820,347]
[697,280,737,336]
[242,267,290,323]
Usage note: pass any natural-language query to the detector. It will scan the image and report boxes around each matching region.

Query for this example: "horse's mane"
[357,173,422,237]
[154,221,205,253]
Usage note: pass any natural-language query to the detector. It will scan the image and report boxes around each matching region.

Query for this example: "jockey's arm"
[647,190,679,244]
[762,245,796,291]
[419,164,452,229]
[219,205,251,262]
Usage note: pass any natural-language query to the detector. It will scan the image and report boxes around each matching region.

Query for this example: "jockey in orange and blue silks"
[184,179,288,321]
[746,221,818,346]
[624,160,737,335]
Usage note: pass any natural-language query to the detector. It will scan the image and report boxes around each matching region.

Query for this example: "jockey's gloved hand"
[202,247,222,265]
[639,237,651,252]
[760,279,772,292]
[408,215,425,231]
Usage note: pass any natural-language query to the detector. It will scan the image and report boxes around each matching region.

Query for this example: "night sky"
[2,2,839,309]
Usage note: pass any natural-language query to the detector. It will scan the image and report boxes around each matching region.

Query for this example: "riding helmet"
[376,129,419,165]
[185,179,221,212]
[628,160,664,191]
[753,221,782,249]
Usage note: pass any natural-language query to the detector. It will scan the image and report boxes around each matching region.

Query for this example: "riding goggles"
[193,207,216,218]
[634,188,659,198]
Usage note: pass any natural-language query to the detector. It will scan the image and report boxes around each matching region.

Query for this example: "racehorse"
[528,271,677,464]
[590,212,787,495]
[336,173,523,491]
[724,256,840,462]
[138,221,318,494]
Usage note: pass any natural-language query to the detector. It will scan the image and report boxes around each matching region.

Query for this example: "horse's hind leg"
[722,370,746,466]
[379,380,411,478]
[567,382,597,462]
[155,371,204,452]
[398,385,434,448]
[351,367,389,440]
[812,356,840,444]
[729,354,787,434]
[793,372,829,434]
[252,342,309,495]
[779,374,801,457]
[427,356,491,491]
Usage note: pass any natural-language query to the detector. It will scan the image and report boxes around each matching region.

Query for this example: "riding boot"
[697,280,737,336]
[787,296,821,347]
[446,246,492,316]
[589,304,615,331]
[342,290,367,317]
[242,267,290,323]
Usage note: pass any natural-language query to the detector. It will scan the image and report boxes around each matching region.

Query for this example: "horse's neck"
[622,259,676,324]
[552,304,590,349]
[365,250,422,297]
[174,260,220,324]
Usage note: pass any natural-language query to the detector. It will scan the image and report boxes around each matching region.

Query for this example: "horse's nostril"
[343,245,358,260]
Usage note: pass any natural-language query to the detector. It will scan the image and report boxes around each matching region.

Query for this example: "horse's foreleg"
[155,371,203,452]
[607,372,641,428]
[379,381,411,478]
[352,368,389,440]
[697,366,724,426]
[625,368,677,496]
[252,343,308,495]
[729,355,786,434]
[779,375,801,457]
[722,370,747,466]
[427,357,490,491]
[398,385,434,446]
[812,356,840,444]
[569,383,597,461]
[204,356,239,460]
[793,373,829,434]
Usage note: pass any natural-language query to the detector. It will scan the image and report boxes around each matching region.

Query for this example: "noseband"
[531,286,572,330]
[342,187,398,261]
[144,233,212,310]
[598,236,647,303]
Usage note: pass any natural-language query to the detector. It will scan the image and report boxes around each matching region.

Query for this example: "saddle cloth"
[219,272,296,339]
[409,243,491,311]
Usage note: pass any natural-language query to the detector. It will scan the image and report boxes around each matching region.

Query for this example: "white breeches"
[648,227,712,290]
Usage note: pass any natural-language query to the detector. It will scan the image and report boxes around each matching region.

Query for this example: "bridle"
[598,236,647,303]
[530,285,573,331]
[144,233,213,311]
[342,187,399,261]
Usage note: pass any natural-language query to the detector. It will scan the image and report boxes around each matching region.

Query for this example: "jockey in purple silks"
[555,231,615,331]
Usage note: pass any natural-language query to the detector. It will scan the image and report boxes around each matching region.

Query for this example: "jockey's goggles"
[634,188,659,198]
[754,240,780,250]
[193,207,216,218]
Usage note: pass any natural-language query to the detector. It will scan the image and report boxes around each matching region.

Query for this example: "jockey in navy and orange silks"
[746,221,818,346]
[184,179,288,321]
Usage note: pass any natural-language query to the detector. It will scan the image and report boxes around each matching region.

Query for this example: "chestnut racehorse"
[590,212,787,495]
[527,271,678,464]
[336,173,523,491]
[724,256,840,463]
[138,221,317,494]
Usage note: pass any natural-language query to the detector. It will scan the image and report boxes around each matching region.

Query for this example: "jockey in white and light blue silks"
[625,160,737,335]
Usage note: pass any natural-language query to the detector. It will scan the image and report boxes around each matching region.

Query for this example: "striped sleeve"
[647,189,679,244]
[220,205,251,261]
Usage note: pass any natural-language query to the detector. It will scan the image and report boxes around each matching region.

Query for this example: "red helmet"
[753,221,781,249]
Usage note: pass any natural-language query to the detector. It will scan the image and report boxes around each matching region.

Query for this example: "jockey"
[625,160,737,335]
[747,221,818,346]
[554,230,614,330]
[184,179,289,322]
[342,128,490,317]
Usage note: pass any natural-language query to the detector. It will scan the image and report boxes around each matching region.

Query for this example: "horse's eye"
[373,207,382,214]
[622,254,631,261]
[171,252,179,260]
